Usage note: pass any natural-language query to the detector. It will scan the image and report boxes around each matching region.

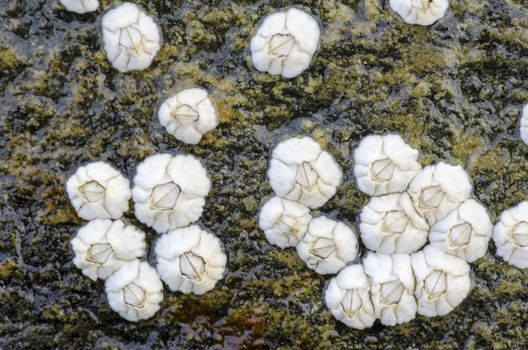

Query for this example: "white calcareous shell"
[354,134,421,196]
[520,104,528,145]
[71,219,147,281]
[389,0,449,26]
[60,0,98,13]
[411,246,471,317]
[363,252,417,326]
[360,192,429,254]
[267,137,343,209]
[407,162,472,225]
[296,216,358,275]
[324,264,376,329]
[132,153,211,233]
[102,2,162,72]
[492,201,528,269]
[105,260,163,322]
[158,88,218,145]
[258,196,312,248]
[429,199,492,263]
[66,161,131,220]
[155,225,227,295]
[250,8,320,78]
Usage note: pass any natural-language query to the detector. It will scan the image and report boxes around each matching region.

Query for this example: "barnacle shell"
[258,196,312,248]
[71,219,147,281]
[132,153,211,233]
[60,0,98,13]
[429,199,492,262]
[105,260,163,322]
[155,225,227,295]
[250,8,320,78]
[66,161,131,220]
[158,88,218,145]
[360,192,429,254]
[492,201,528,269]
[296,216,358,275]
[389,0,449,26]
[520,104,528,145]
[353,134,421,196]
[267,137,343,209]
[324,264,376,329]
[102,2,162,72]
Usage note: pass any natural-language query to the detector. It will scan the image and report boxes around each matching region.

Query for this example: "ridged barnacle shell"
[60,0,98,13]
[389,0,449,26]
[492,201,528,269]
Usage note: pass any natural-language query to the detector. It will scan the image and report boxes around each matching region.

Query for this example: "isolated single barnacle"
[520,103,528,145]
[250,8,320,78]
[411,246,471,317]
[132,153,211,233]
[360,192,429,254]
[102,2,162,72]
[105,260,163,322]
[354,134,421,196]
[363,252,417,326]
[158,88,218,145]
[407,162,472,225]
[296,216,358,275]
[389,0,449,26]
[429,199,492,263]
[71,219,147,281]
[267,136,343,209]
[492,201,528,269]
[66,161,131,220]
[324,264,376,329]
[60,0,98,13]
[258,196,312,248]
[155,225,227,295]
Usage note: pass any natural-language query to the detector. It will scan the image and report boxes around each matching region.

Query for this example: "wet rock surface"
[1,0,528,349]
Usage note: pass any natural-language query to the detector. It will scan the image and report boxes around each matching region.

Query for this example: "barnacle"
[60,0,98,13]
[520,104,528,145]
[493,201,528,269]
[389,0,449,26]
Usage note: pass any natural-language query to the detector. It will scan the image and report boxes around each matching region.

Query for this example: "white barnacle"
[520,104,528,145]
[66,161,131,220]
[359,192,429,254]
[60,0,98,13]
[429,199,492,263]
[324,264,376,329]
[158,88,218,145]
[105,260,163,322]
[492,201,528,269]
[71,219,147,281]
[296,216,358,275]
[389,0,449,26]
[407,162,472,225]
[363,252,417,326]
[267,137,343,209]
[102,2,162,73]
[353,134,421,196]
[258,196,312,248]
[132,153,211,233]
[155,225,227,295]
[250,8,320,78]
[411,246,471,317]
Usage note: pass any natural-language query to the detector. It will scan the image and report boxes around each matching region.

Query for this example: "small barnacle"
[296,216,358,275]
[267,137,343,209]
[105,260,163,322]
[520,104,528,145]
[389,0,449,26]
[354,134,421,196]
[492,201,528,269]
[102,2,162,73]
[60,0,98,14]
[363,252,417,326]
[360,192,429,254]
[250,8,320,78]
[66,161,131,220]
[407,162,472,225]
[132,153,211,233]
[411,246,471,317]
[429,199,492,262]
[258,196,312,248]
[158,88,218,145]
[155,225,227,295]
[71,219,147,281]
[324,265,376,329]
